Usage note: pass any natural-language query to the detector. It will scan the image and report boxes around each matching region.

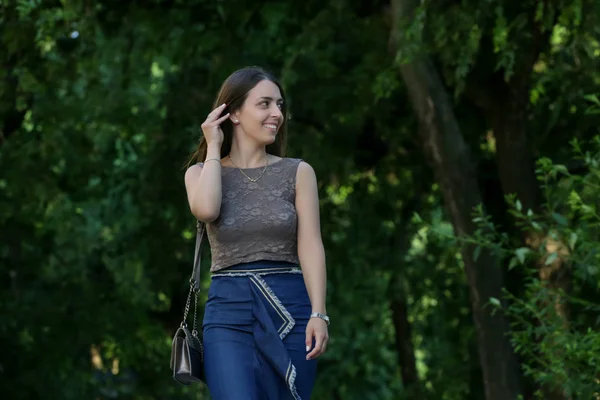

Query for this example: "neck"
[229,136,268,168]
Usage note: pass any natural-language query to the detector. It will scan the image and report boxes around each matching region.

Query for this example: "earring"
[234,119,239,124]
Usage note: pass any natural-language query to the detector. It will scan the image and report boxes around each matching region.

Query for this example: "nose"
[270,104,283,121]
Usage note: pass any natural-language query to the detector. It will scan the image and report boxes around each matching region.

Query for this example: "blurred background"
[1,0,600,399]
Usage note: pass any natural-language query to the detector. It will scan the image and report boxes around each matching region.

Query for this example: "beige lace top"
[202,157,303,272]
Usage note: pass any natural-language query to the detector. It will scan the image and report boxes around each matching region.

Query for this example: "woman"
[184,66,329,400]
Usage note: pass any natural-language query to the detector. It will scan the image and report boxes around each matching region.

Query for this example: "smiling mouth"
[264,124,278,132]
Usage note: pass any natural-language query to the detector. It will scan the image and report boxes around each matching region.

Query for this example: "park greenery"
[1,0,599,399]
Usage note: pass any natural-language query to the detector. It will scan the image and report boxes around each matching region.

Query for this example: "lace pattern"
[205,158,303,272]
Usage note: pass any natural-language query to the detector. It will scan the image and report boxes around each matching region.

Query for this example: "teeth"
[264,124,277,130]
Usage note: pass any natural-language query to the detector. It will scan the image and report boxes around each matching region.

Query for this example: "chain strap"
[181,280,200,337]
[182,282,194,327]
[192,288,199,336]
[181,220,205,338]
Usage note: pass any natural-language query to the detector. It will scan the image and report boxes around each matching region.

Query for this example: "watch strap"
[310,312,330,325]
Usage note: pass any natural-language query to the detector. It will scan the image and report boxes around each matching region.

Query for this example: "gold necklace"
[228,154,269,182]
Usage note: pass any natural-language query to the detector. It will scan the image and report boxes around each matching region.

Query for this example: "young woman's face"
[233,79,284,145]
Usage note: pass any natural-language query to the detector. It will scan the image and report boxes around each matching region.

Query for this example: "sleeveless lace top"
[203,157,303,272]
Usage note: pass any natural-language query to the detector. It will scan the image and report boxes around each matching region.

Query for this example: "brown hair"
[187,66,288,167]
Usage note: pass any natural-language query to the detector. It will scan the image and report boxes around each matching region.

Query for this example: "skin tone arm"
[184,104,230,222]
[295,161,329,360]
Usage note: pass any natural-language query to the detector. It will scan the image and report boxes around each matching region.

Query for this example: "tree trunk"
[389,1,522,399]
[469,27,570,398]
[493,85,570,400]
[389,275,421,398]
[491,73,572,316]
[388,157,430,398]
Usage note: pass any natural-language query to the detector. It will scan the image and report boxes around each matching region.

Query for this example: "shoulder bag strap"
[191,220,205,291]
[182,220,205,335]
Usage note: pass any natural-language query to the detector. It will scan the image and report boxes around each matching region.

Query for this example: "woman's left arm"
[295,161,329,360]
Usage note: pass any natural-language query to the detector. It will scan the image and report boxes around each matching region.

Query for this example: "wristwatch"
[310,312,330,325]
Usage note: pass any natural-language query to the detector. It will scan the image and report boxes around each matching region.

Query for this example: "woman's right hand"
[201,103,230,147]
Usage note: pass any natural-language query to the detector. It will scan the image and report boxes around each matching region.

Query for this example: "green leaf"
[531,221,542,231]
[545,252,558,265]
[508,257,519,270]
[515,199,522,211]
[473,246,481,261]
[569,232,578,250]
[583,94,600,106]
[551,212,568,226]
[489,297,501,307]
[515,247,531,264]
[552,164,569,177]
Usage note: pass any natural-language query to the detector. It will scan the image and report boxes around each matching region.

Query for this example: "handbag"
[170,220,206,385]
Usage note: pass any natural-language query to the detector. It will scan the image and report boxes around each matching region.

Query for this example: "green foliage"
[472,135,600,397]
[1,0,600,399]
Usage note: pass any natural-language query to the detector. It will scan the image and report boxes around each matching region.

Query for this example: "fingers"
[214,112,231,125]
[306,328,329,360]
[306,335,322,360]
[305,328,313,353]
[206,103,227,121]
[201,104,230,133]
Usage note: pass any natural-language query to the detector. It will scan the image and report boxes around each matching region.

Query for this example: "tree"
[389,1,522,398]
[1,0,599,399]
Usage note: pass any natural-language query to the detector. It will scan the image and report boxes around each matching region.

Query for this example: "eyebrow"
[257,96,284,102]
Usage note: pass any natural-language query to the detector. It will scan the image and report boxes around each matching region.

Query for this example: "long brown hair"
[187,66,288,167]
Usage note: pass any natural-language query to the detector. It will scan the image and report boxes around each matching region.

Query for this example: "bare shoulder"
[295,161,318,188]
[295,161,320,211]
[297,160,315,174]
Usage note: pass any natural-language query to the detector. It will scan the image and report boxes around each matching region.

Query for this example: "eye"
[259,101,269,107]
[277,102,284,110]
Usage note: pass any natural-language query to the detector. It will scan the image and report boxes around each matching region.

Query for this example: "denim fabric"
[202,261,317,400]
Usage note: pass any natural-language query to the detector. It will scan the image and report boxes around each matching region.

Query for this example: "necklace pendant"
[228,154,269,182]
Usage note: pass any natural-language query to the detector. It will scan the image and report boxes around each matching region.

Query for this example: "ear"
[229,114,240,124]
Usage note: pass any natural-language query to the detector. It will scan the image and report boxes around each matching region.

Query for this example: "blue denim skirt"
[202,260,317,400]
